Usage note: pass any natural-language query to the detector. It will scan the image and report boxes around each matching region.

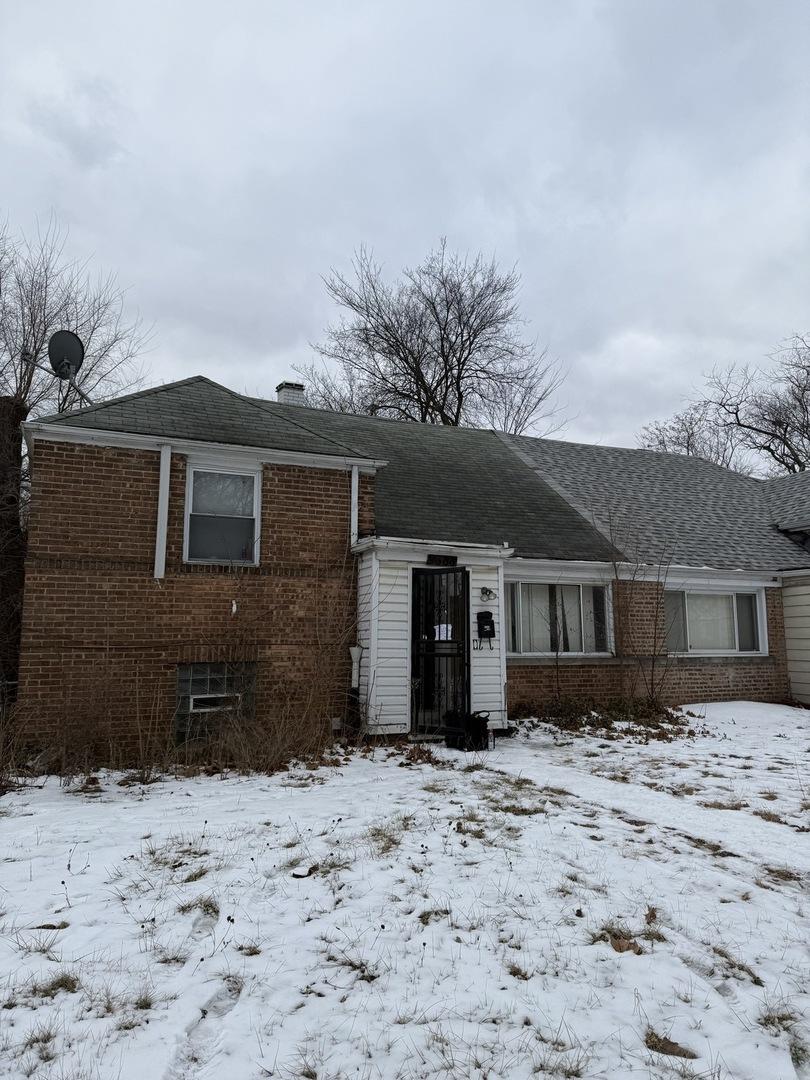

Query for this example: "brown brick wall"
[507,584,789,714]
[17,441,373,761]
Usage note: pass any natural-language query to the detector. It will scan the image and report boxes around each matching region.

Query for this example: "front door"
[410,567,470,735]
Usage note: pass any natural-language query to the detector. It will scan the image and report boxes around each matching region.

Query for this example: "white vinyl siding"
[372,562,411,733]
[356,551,375,706]
[469,566,506,722]
[356,554,507,735]
[782,577,810,703]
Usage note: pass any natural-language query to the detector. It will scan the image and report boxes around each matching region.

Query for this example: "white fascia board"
[353,535,514,564]
[505,556,781,589]
[778,568,810,579]
[505,558,618,583]
[660,566,781,590]
[23,421,386,474]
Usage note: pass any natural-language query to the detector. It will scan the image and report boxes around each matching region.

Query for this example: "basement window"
[664,590,764,654]
[506,582,610,655]
[174,661,256,742]
[184,467,260,565]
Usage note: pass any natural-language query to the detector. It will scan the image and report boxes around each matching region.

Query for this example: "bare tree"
[638,401,751,473]
[0,219,147,416]
[298,240,564,434]
[705,337,810,475]
[638,336,810,477]
[0,218,147,705]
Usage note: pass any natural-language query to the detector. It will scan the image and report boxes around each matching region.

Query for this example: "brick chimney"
[276,381,306,406]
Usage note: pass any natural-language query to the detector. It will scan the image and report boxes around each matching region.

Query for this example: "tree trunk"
[0,396,27,708]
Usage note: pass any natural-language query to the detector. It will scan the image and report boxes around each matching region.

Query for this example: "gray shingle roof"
[40,377,366,458]
[502,434,810,572]
[251,401,620,560]
[37,376,810,571]
[762,471,810,530]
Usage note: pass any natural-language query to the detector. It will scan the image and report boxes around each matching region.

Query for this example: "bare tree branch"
[0,217,149,416]
[638,401,752,473]
[637,336,810,477]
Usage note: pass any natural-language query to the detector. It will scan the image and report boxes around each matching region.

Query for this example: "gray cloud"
[1,0,808,444]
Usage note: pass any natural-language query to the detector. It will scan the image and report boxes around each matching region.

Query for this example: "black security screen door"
[411,567,470,736]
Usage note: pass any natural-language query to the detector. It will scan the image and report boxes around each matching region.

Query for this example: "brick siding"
[16,441,374,761]
[507,583,789,714]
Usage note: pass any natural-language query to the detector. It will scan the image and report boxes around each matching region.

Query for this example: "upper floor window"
[664,590,764,654]
[506,582,610,655]
[185,468,260,565]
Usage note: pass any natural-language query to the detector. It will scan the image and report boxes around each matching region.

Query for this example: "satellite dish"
[48,331,85,380]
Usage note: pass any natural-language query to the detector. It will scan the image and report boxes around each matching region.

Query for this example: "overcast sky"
[2,1,808,445]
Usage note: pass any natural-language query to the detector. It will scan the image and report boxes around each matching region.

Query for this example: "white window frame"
[665,587,768,657]
[506,581,614,658]
[183,463,262,567]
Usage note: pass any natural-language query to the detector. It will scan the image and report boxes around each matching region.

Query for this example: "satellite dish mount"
[21,331,94,406]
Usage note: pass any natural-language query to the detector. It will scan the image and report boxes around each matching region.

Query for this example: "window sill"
[668,652,770,661]
[183,559,259,569]
[507,654,617,666]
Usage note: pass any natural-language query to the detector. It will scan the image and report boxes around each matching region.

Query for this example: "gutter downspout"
[347,464,362,733]
[153,444,171,579]
[350,464,359,546]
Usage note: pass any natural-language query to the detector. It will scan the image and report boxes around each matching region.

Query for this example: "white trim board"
[153,444,171,579]
[23,421,386,474]
[505,557,781,590]
[353,536,514,564]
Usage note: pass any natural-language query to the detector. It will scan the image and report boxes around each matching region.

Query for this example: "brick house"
[15,376,810,756]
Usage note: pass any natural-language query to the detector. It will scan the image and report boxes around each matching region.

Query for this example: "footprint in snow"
[163,977,242,1079]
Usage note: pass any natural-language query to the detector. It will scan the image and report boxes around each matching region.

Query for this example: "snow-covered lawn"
[1,702,809,1080]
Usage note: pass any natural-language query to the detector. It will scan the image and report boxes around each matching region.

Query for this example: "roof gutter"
[22,420,388,474]
[353,535,514,560]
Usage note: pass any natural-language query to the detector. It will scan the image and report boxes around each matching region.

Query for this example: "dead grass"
[33,972,80,998]
[759,995,798,1033]
[367,814,414,855]
[505,960,532,980]
[177,894,220,919]
[644,1028,697,1059]
[763,863,802,883]
[498,803,543,816]
[418,908,450,927]
[133,986,156,1010]
[236,940,262,956]
[183,865,209,883]
[712,945,763,986]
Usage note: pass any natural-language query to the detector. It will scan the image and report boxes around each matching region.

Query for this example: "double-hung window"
[185,467,260,565]
[506,582,610,655]
[664,590,764,654]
